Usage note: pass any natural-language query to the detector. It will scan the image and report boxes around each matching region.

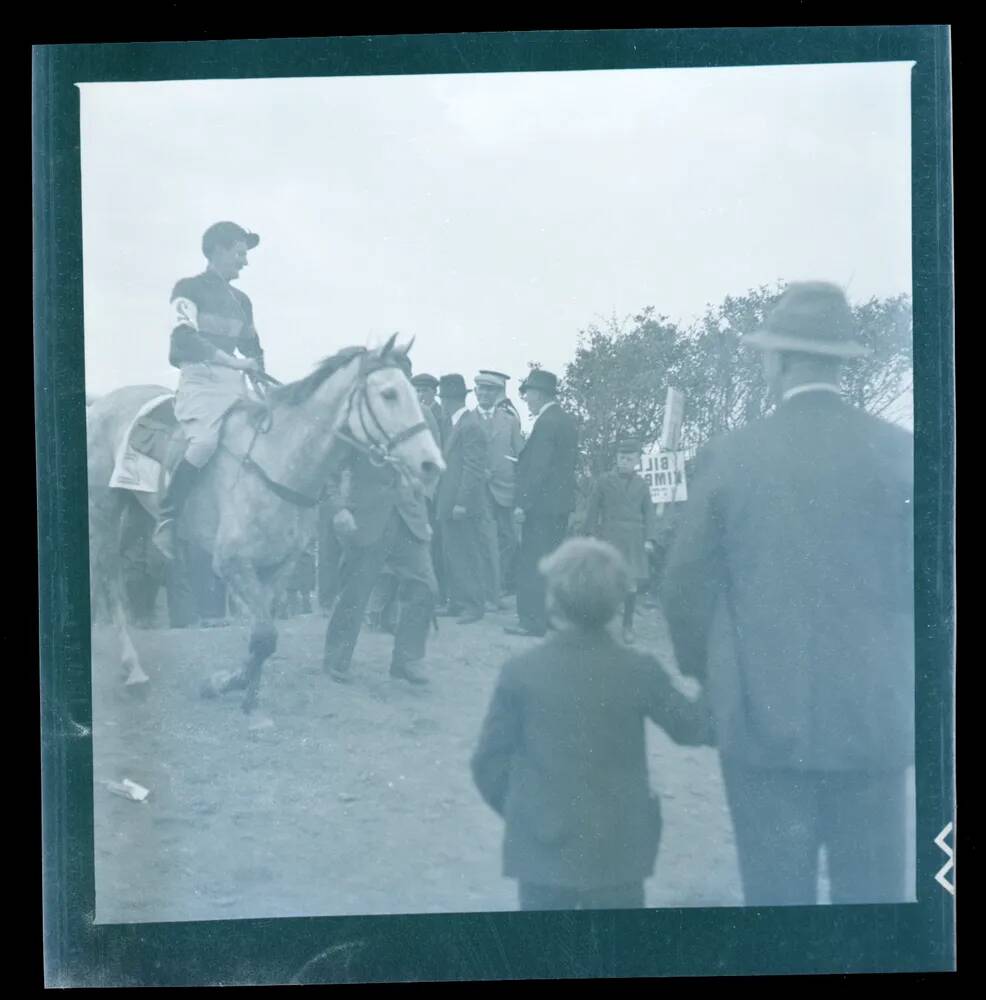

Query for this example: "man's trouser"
[492,500,518,595]
[478,491,501,604]
[518,882,644,911]
[720,759,911,906]
[514,513,568,635]
[439,514,485,616]
[323,512,437,674]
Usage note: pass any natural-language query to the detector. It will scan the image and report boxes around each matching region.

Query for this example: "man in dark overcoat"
[661,282,915,906]
[507,369,578,637]
[436,374,488,624]
[322,420,437,686]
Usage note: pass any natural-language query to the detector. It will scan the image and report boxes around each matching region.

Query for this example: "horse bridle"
[334,359,431,468]
[231,356,432,507]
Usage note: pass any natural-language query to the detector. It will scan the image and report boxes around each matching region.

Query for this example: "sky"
[79,61,914,424]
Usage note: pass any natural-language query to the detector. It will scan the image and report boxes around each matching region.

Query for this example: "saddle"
[109,395,187,493]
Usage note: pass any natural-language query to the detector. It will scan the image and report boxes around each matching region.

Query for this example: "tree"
[551,285,913,484]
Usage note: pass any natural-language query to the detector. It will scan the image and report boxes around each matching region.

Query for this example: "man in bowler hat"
[507,369,578,637]
[661,281,915,905]
[436,374,489,624]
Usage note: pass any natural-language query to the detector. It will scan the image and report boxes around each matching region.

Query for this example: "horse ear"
[379,332,398,357]
[400,335,416,356]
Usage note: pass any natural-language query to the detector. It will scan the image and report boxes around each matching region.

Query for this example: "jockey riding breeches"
[174,363,247,468]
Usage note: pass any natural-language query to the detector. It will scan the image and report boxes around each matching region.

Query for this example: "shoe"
[622,627,636,645]
[390,661,429,685]
[326,666,353,684]
[503,625,544,638]
[457,610,484,625]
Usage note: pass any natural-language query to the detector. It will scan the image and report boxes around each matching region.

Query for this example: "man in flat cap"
[662,282,914,906]
[322,353,438,686]
[153,221,265,560]
[436,374,489,624]
[473,371,525,609]
[507,369,579,637]
[411,373,446,443]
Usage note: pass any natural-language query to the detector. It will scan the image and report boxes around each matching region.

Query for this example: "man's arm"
[169,284,220,367]
[514,418,558,511]
[470,671,523,816]
[635,653,715,747]
[235,293,265,369]
[659,448,725,682]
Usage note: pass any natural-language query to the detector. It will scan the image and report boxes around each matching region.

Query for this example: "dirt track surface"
[92,603,914,924]
[92,602,744,923]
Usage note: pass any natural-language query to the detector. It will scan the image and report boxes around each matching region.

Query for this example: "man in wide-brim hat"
[508,368,579,637]
[661,281,914,906]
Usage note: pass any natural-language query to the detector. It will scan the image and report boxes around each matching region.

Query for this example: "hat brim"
[743,329,871,358]
[244,233,260,250]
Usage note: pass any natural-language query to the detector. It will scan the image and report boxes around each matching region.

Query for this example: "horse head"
[347,336,445,492]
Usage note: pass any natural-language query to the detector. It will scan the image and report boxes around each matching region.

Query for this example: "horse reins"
[334,360,431,468]
[230,358,431,507]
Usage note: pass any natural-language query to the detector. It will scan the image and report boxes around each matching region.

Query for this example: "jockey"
[152,221,265,560]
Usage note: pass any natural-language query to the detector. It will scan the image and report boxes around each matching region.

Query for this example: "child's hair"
[539,537,631,628]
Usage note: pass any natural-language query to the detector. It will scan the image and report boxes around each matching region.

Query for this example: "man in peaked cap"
[153,221,265,561]
[435,374,488,624]
[474,370,524,607]
[507,368,579,637]
[661,281,914,906]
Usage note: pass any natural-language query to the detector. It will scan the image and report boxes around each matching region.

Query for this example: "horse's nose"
[421,459,442,486]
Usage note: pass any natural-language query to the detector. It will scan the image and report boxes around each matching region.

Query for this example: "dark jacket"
[323,447,431,546]
[169,271,264,368]
[515,402,578,517]
[436,409,489,521]
[661,391,914,771]
[471,627,711,888]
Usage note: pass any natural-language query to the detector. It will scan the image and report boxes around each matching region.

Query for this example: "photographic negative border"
[36,26,955,985]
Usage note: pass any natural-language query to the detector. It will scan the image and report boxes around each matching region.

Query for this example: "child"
[471,537,712,912]
[581,438,658,643]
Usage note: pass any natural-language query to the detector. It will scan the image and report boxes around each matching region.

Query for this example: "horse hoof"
[201,671,232,699]
[124,667,150,688]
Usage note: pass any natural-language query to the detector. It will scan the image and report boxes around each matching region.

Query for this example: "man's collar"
[782,383,842,402]
[533,400,558,420]
[450,406,468,426]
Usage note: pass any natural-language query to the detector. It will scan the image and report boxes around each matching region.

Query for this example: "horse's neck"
[242,359,360,494]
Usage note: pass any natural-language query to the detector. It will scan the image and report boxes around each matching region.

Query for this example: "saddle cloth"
[109,394,183,492]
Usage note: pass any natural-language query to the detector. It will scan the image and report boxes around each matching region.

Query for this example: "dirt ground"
[91,600,915,924]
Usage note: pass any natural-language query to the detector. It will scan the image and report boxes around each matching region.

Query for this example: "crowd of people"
[130,222,916,911]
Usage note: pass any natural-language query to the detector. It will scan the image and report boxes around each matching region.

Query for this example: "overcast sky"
[80,61,913,420]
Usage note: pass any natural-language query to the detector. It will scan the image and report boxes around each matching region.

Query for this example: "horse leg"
[205,555,279,715]
[108,544,149,688]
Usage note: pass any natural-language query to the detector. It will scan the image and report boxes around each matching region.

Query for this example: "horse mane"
[269,346,369,407]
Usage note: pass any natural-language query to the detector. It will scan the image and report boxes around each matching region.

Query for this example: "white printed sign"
[642,450,688,503]
[659,387,686,451]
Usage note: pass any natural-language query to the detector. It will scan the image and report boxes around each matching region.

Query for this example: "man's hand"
[644,540,656,554]
[333,509,358,539]
[452,504,467,521]
[513,507,526,525]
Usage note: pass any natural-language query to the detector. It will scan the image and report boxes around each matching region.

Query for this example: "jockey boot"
[152,459,199,561]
